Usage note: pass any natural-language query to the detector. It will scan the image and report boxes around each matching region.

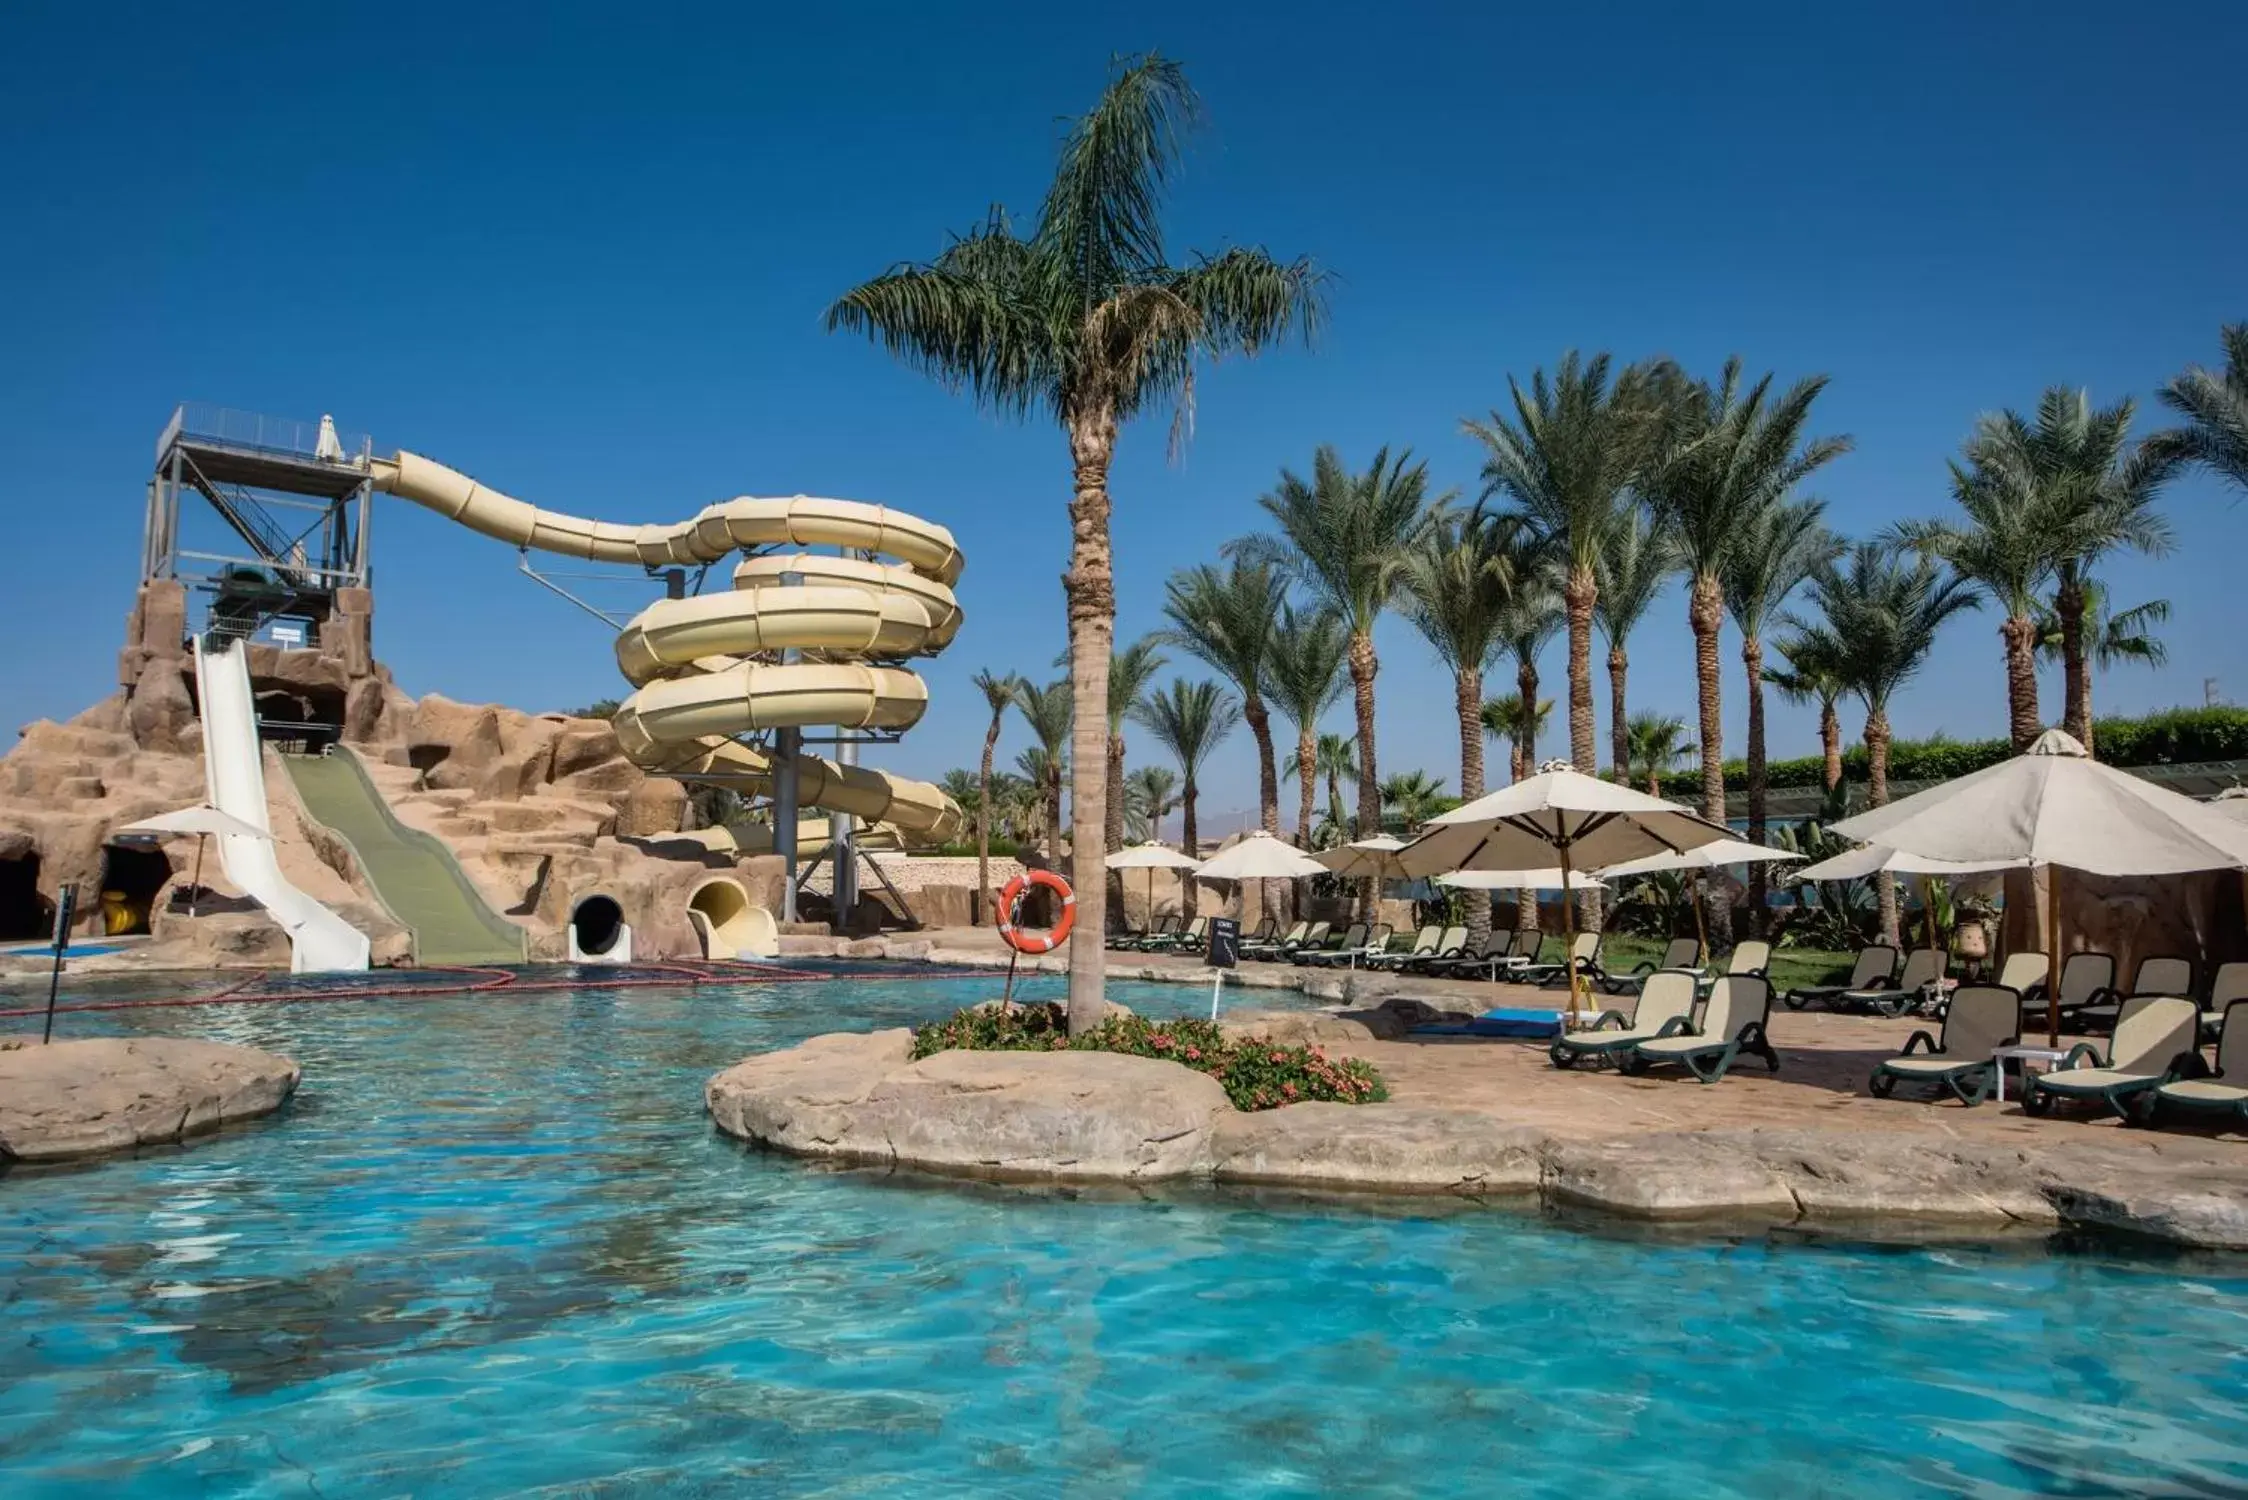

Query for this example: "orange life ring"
[997,870,1076,953]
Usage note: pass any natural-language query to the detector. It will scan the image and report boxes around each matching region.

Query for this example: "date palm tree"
[1464,352,1667,783]
[827,55,1321,1033]
[1306,731,1358,846]
[1379,770,1448,833]
[1160,560,1284,925]
[1894,452,2057,752]
[1767,627,1850,803]
[1132,679,1243,913]
[1402,508,1521,938]
[1082,636,1168,929]
[1265,604,1350,846]
[2035,582,2169,697]
[1721,497,1838,925]
[1940,389,2174,753]
[1491,538,1563,783]
[1012,679,1073,855]
[970,669,1026,923]
[1124,764,1180,843]
[1800,541,1979,941]
[1480,693,1554,784]
[1013,747,1064,849]
[1625,712,1696,796]
[1229,445,1443,853]
[1644,361,1852,826]
[2149,323,2248,498]
[1593,505,1679,782]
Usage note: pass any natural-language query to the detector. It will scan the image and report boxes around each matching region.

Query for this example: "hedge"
[1652,705,2248,797]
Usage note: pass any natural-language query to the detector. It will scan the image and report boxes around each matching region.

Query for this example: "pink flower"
[1269,1051,1286,1063]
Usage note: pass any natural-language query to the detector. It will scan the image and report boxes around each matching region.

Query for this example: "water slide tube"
[191,637,373,973]
[364,452,966,845]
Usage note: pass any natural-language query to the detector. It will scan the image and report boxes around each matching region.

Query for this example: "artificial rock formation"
[0,1036,300,1162]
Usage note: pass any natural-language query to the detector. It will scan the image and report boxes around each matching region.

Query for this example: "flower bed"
[909,1002,1388,1112]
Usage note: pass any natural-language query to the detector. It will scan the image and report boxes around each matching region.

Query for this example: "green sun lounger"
[1599,936,1700,996]
[1549,969,1700,1069]
[1867,983,2019,1105]
[2140,999,2248,1127]
[2021,995,2200,1121]
[1783,944,1898,1010]
[1622,974,1779,1084]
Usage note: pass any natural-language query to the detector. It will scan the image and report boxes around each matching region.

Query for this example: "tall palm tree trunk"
[2001,617,2042,751]
[1454,666,1491,943]
[1689,574,1730,946]
[1564,565,1601,931]
[1245,698,1279,928]
[1742,634,1770,936]
[976,721,1001,925]
[1515,655,1539,933]
[1348,631,1381,918]
[1819,701,1841,795]
[1295,732,1316,846]
[1180,783,1200,918]
[1608,645,1631,783]
[1866,708,1899,944]
[1064,415,1117,1035]
[2056,568,2092,752]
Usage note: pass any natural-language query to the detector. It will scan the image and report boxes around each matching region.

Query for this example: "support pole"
[2043,864,2062,1047]
[775,726,801,925]
[1559,838,1584,1027]
[1210,969,1225,1021]
[832,733,859,929]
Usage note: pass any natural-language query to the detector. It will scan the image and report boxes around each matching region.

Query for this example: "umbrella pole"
[1692,875,1706,958]
[188,834,205,920]
[1560,840,1583,1027]
[1921,876,1937,954]
[2044,865,2062,1048]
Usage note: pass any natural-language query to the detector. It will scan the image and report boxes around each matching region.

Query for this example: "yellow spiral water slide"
[365,451,967,848]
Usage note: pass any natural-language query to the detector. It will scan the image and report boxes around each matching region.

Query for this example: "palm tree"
[1625,712,1696,796]
[1593,505,1679,782]
[1721,497,1838,926]
[1644,361,1852,826]
[1939,389,2174,753]
[1801,541,1979,941]
[1132,679,1243,913]
[2149,323,2248,498]
[1264,604,1350,846]
[1491,546,1563,783]
[1013,747,1065,848]
[827,56,1321,1033]
[1306,732,1358,845]
[1380,770,1448,833]
[1124,764,1180,843]
[1161,560,1284,924]
[1091,636,1168,929]
[970,669,1025,923]
[1229,445,1442,856]
[1464,352,1667,783]
[1767,628,1851,801]
[1895,449,2057,752]
[2036,582,2169,690]
[986,771,1035,845]
[1402,508,1521,939]
[1480,693,1554,784]
[940,768,982,812]
[1012,679,1073,854]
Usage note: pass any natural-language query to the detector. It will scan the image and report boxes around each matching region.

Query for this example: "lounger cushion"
[1634,1034,1729,1059]
[2154,1079,2248,1106]
[2035,1067,2161,1093]
[1556,1026,1666,1051]
[1879,1055,1989,1077]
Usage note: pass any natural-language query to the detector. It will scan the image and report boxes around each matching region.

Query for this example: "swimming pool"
[5,970,2245,1496]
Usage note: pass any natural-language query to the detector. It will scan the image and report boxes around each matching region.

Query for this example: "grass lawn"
[1591,933,1855,994]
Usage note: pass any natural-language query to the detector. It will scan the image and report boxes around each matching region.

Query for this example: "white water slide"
[191,637,372,973]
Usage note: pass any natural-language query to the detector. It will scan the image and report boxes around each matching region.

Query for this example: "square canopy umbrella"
[1790,844,2029,964]
[1399,760,1734,1019]
[1436,867,1606,891]
[1102,841,1203,931]
[1598,838,1804,956]
[116,803,271,918]
[1834,729,2248,1043]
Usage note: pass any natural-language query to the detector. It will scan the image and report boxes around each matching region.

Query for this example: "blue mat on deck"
[1410,1007,1563,1039]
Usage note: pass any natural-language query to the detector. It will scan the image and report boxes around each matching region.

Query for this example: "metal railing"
[162,403,371,464]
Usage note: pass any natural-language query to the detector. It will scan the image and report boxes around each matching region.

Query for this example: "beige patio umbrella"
[1790,845,2028,960]
[1435,867,1606,891]
[1834,729,2248,1043]
[1310,836,1411,880]
[1194,829,1328,882]
[1599,838,1805,955]
[1399,760,1734,1020]
[116,803,271,918]
[1103,841,1202,932]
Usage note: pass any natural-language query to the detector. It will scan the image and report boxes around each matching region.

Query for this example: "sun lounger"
[1120,914,1179,952]
[1867,984,2019,1105]
[1549,970,1701,1069]
[1601,937,1702,996]
[1991,951,2048,996]
[1423,931,1512,980]
[1288,921,1361,966]
[1519,931,1600,988]
[1241,920,1309,961]
[1783,943,1899,1010]
[1300,922,1392,967]
[1147,916,1208,955]
[2022,951,2116,1026]
[2021,994,2200,1120]
[1622,974,1780,1084]
[1367,924,1439,971]
[2203,962,2248,1038]
[1400,925,1470,975]
[2142,999,2248,1127]
[1837,946,1948,1018]
[2076,954,2195,1032]
[1724,940,1772,978]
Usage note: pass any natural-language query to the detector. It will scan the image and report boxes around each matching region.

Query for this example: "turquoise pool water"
[5,970,2246,1497]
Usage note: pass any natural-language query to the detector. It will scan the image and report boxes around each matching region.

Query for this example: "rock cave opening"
[252,683,346,750]
[570,894,626,958]
[0,849,48,940]
[97,842,174,935]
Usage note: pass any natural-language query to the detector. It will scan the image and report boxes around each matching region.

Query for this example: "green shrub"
[909,1001,1387,1111]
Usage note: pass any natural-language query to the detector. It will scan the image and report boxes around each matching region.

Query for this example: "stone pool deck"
[722,931,2248,1249]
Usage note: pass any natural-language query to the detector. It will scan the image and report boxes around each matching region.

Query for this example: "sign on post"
[1206,916,1240,1019]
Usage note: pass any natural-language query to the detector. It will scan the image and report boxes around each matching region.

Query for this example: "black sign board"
[1206,917,1241,970]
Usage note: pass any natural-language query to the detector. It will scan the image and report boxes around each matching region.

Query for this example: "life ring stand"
[997,870,1076,954]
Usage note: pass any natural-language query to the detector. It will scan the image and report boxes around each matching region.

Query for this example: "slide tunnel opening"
[687,877,775,959]
[570,894,626,958]
[97,843,173,935]
[0,850,46,940]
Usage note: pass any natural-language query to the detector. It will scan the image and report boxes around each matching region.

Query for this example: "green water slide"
[281,748,527,965]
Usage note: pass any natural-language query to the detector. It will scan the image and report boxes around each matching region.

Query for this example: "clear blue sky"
[3,1,2242,829]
